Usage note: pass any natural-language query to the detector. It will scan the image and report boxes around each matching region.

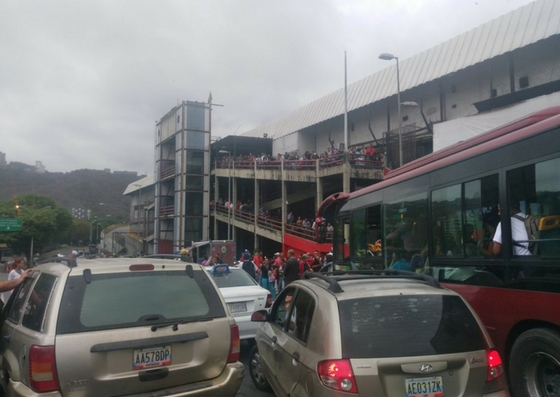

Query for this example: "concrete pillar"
[232,172,238,241]
[343,155,351,193]
[213,173,219,240]
[316,158,323,210]
[281,158,287,249]
[254,161,259,249]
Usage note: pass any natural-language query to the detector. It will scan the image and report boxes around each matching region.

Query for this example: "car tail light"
[29,345,60,392]
[265,294,273,308]
[486,349,504,381]
[317,359,358,393]
[227,324,240,363]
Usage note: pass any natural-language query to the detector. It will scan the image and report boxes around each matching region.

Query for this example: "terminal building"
[127,0,560,259]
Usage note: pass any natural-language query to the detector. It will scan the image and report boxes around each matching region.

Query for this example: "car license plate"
[405,376,444,397]
[229,302,247,313]
[133,346,172,370]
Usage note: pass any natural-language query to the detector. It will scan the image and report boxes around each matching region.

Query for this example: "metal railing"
[213,204,332,243]
[214,153,384,172]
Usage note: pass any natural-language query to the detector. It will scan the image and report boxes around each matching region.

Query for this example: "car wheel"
[249,345,271,392]
[509,328,560,397]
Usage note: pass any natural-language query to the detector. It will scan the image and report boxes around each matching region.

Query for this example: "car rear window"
[339,294,486,358]
[57,270,226,334]
[210,270,257,288]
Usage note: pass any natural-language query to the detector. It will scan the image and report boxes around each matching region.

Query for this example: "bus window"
[350,205,382,263]
[463,174,499,258]
[535,157,560,257]
[432,175,499,259]
[505,157,560,259]
[350,209,366,259]
[334,215,350,262]
[383,193,427,270]
[431,185,462,257]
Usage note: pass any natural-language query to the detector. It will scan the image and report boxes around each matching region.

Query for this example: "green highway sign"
[0,218,23,232]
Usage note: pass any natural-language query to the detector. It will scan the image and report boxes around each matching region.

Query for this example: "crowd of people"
[237,249,333,299]
[216,143,383,170]
[287,212,333,239]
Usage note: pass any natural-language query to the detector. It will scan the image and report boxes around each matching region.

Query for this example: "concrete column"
[343,155,351,193]
[232,172,238,241]
[281,158,286,250]
[213,173,219,239]
[315,158,323,211]
[316,176,323,213]
[254,161,259,248]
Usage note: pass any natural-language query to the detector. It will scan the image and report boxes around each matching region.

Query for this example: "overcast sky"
[1,0,535,174]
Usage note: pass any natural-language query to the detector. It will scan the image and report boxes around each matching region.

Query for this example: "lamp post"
[379,52,402,167]
[218,150,231,240]
[133,184,142,256]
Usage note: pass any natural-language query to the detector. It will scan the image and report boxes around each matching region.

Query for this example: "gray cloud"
[0,0,534,173]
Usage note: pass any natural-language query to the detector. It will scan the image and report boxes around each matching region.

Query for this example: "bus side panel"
[442,282,560,357]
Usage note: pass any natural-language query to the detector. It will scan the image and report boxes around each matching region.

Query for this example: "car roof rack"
[38,256,78,268]
[304,271,345,293]
[304,269,441,293]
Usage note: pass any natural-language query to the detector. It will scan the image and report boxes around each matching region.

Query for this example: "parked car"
[206,264,272,341]
[249,270,509,397]
[0,256,244,397]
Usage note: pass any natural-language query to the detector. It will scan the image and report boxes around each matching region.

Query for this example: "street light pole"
[218,150,231,240]
[133,184,142,256]
[379,52,402,167]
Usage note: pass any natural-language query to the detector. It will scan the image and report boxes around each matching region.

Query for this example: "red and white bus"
[318,106,560,397]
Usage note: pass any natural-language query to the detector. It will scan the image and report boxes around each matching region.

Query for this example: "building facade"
[125,0,560,260]
[154,101,211,254]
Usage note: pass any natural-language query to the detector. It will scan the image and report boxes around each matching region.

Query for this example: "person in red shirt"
[365,144,376,158]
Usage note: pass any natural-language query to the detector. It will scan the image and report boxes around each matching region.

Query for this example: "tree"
[72,219,91,245]
[0,194,73,256]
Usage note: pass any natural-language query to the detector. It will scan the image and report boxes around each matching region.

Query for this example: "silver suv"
[250,270,509,397]
[0,257,244,396]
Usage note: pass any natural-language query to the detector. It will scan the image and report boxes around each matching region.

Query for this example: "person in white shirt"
[1,257,31,303]
[493,202,531,256]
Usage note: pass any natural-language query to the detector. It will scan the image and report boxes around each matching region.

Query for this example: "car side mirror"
[251,310,268,322]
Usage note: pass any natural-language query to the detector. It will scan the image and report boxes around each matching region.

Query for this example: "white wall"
[434,91,560,151]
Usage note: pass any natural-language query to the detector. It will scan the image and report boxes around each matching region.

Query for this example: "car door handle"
[291,351,300,366]
[271,335,277,344]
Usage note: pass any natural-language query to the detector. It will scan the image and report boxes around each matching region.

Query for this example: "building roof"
[123,174,155,196]
[241,0,560,140]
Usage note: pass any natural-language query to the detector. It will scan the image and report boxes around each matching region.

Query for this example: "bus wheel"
[509,328,560,397]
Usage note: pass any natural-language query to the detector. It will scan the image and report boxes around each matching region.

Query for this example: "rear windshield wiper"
[149,317,214,332]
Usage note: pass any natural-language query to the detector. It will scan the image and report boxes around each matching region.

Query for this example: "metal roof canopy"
[211,135,273,158]
[240,0,560,141]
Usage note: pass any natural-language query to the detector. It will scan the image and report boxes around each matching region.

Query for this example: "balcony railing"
[213,203,332,244]
[213,153,384,172]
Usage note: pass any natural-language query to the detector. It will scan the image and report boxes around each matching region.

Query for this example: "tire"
[248,345,272,392]
[509,328,560,397]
